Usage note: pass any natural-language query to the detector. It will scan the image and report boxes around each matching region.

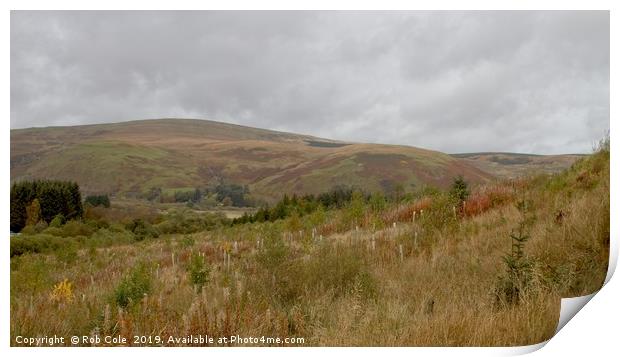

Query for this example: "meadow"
[9,142,609,346]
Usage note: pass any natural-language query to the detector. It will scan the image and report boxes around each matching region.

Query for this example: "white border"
[3,2,616,356]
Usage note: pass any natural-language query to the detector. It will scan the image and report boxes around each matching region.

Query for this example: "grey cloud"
[11,10,609,154]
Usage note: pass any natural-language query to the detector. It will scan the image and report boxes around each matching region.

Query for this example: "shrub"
[344,191,366,228]
[181,235,195,247]
[257,233,289,272]
[49,278,74,304]
[463,193,492,217]
[450,175,470,205]
[369,192,386,212]
[54,243,78,265]
[494,201,537,308]
[187,254,210,290]
[10,234,71,257]
[418,193,459,232]
[20,225,36,235]
[155,209,226,234]
[33,220,48,233]
[383,196,432,224]
[486,186,514,207]
[114,262,152,308]
[126,219,159,241]
[62,220,95,238]
[90,227,134,246]
[49,214,65,228]
[11,235,45,256]
[41,226,64,237]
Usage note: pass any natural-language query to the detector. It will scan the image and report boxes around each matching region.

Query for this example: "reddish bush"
[463,193,492,217]
[462,185,514,217]
[382,197,432,224]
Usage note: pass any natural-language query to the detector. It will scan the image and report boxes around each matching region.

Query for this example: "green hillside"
[11,119,494,202]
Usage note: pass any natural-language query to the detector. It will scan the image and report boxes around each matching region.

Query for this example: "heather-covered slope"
[11,119,493,201]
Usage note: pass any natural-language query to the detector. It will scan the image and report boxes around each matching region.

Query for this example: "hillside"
[452,152,583,178]
[11,119,493,202]
[9,137,609,346]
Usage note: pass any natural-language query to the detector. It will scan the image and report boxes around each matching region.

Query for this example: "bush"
[114,262,152,308]
[90,228,134,246]
[10,234,66,257]
[126,219,159,241]
[41,226,64,237]
[181,235,195,247]
[54,243,78,265]
[155,209,226,234]
[33,220,48,233]
[11,235,46,256]
[20,225,36,235]
[62,220,95,238]
[49,214,65,228]
[49,279,74,304]
[187,254,210,290]
[450,175,470,205]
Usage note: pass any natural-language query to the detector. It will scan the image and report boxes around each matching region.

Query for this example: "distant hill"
[451,152,584,178]
[11,119,498,202]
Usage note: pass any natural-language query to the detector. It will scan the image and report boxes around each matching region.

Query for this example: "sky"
[10,11,609,154]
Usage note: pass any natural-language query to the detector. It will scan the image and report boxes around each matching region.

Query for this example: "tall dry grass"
[10,148,608,346]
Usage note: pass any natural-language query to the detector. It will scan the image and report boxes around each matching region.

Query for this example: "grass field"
[9,142,608,346]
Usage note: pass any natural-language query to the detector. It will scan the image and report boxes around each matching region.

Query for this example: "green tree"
[346,191,366,227]
[369,191,386,212]
[287,211,302,233]
[450,175,470,204]
[85,194,111,208]
[187,254,210,291]
[494,200,536,307]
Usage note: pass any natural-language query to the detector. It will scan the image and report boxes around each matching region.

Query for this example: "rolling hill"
[10,119,578,203]
[452,152,584,179]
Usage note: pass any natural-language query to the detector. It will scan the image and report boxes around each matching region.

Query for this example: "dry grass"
[10,150,608,346]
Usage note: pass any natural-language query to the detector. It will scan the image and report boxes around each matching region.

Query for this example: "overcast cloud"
[11,11,609,154]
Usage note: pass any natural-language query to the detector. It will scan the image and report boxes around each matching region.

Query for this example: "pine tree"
[450,175,469,204]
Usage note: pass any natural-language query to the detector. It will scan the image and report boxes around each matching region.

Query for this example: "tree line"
[232,185,358,224]
[10,180,83,232]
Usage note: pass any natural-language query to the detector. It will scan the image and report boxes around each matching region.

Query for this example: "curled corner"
[509,241,616,354]
[552,239,616,336]
[551,201,619,333]
[555,293,596,334]
[508,293,599,355]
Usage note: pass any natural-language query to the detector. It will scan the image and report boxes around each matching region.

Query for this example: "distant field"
[110,198,255,219]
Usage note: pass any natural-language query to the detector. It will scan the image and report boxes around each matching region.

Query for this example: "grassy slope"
[11,119,493,201]
[9,147,609,346]
[452,152,583,179]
